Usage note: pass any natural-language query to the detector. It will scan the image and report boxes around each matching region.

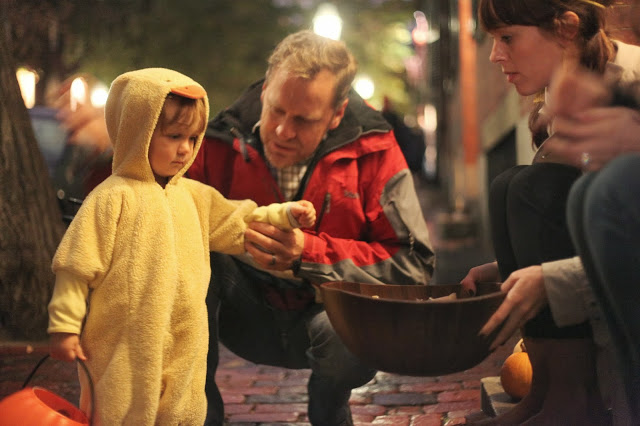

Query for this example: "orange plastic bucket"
[0,386,89,425]
[0,355,93,425]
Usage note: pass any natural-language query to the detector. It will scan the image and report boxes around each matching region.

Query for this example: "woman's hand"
[479,265,548,350]
[542,67,640,171]
[544,107,640,171]
[52,84,111,152]
[547,67,611,118]
[460,261,500,296]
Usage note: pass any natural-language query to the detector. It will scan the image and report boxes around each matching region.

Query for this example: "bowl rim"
[319,281,505,305]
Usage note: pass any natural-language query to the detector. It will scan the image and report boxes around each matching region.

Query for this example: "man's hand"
[50,332,87,362]
[245,222,305,271]
[479,265,548,350]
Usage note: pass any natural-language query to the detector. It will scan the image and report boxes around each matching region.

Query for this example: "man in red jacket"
[189,30,435,426]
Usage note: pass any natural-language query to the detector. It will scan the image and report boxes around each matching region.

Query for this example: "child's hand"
[50,333,87,362]
[291,200,316,228]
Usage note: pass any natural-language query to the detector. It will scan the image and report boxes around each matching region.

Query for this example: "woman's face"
[489,25,567,96]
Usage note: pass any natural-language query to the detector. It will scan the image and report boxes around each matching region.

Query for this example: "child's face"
[149,100,199,186]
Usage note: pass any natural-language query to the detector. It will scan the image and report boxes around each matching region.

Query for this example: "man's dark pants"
[204,253,377,426]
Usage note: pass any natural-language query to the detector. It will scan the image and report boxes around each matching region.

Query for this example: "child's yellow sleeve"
[243,202,297,230]
[47,270,89,335]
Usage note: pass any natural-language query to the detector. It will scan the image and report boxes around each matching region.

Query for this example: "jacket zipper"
[229,127,251,162]
[315,193,331,232]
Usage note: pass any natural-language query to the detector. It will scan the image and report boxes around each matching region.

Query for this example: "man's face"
[259,68,347,169]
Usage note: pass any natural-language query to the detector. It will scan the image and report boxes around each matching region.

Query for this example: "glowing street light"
[70,77,88,112]
[353,75,374,100]
[313,3,342,40]
[16,67,38,109]
[90,83,109,108]
[411,11,440,46]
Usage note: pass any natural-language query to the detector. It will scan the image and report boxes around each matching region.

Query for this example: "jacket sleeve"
[542,256,606,327]
[208,199,296,254]
[542,256,612,348]
[202,187,257,255]
[244,202,296,230]
[49,186,122,333]
[297,146,435,286]
[48,271,89,334]
[51,186,121,284]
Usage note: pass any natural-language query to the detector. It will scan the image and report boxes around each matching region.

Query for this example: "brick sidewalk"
[0,334,517,425]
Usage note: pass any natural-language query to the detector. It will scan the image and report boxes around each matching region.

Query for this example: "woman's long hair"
[478,0,615,146]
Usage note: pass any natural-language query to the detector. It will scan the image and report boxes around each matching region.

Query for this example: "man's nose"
[276,119,295,140]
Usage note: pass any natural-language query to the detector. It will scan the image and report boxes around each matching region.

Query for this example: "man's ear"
[329,99,349,130]
[260,82,267,103]
[555,11,580,43]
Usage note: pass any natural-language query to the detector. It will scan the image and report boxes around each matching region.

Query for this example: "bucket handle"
[23,354,95,426]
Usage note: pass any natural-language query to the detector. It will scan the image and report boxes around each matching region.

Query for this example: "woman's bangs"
[478,0,535,30]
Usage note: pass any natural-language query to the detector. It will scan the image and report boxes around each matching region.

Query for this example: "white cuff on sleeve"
[542,256,589,327]
[47,270,89,335]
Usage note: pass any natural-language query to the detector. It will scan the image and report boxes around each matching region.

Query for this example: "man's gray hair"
[266,30,358,109]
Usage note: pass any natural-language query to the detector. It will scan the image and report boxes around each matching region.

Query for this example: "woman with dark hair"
[461,0,640,424]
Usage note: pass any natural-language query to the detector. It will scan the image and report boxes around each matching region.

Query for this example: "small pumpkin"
[500,351,532,400]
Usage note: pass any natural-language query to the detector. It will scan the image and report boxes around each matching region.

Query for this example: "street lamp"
[411,11,439,46]
[90,83,109,108]
[353,75,374,100]
[313,3,342,40]
[16,67,38,109]
[70,76,87,112]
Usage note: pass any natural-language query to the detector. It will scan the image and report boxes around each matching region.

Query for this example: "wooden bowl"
[319,282,505,376]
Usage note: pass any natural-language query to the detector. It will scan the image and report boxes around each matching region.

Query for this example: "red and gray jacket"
[189,80,435,306]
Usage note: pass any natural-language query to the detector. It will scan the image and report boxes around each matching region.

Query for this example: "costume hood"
[105,68,209,184]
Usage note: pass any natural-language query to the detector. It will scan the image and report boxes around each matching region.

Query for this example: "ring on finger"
[270,254,276,266]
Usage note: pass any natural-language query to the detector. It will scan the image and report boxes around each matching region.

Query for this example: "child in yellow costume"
[47,68,315,425]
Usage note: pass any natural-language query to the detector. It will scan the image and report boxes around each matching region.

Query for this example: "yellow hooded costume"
[48,68,297,425]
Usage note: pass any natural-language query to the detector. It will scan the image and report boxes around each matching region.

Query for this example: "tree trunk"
[0,25,66,340]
